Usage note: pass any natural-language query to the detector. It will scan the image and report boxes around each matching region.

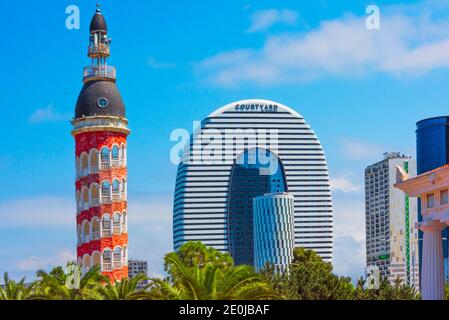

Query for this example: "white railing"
[90,167,99,174]
[102,229,111,238]
[111,159,120,168]
[83,65,116,81]
[112,194,120,202]
[83,235,90,243]
[101,196,111,204]
[113,261,121,269]
[122,257,127,265]
[83,203,89,211]
[103,262,112,272]
[113,226,121,234]
[100,162,110,170]
[92,231,100,240]
[88,44,110,56]
[91,198,100,207]
[119,159,125,167]
[122,225,127,233]
[120,194,127,201]
[81,168,89,177]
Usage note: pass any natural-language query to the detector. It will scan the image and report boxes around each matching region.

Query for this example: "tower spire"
[84,4,114,83]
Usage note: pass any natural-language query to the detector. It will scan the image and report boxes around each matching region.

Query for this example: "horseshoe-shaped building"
[173,99,333,264]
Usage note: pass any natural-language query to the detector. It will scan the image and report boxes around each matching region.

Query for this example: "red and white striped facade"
[73,129,129,281]
[72,5,130,282]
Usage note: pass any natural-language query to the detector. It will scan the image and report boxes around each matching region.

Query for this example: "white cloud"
[333,195,365,242]
[0,194,173,278]
[28,105,69,124]
[0,196,73,228]
[196,1,449,86]
[333,235,365,281]
[148,57,176,69]
[330,177,361,193]
[341,138,385,160]
[247,9,298,33]
[125,194,173,276]
[332,194,366,280]
[17,250,75,271]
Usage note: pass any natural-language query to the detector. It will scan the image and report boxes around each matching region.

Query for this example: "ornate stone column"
[420,220,445,300]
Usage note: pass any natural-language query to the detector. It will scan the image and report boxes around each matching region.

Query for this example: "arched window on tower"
[90,149,99,174]
[100,147,110,170]
[77,224,82,244]
[121,179,127,201]
[122,245,127,265]
[83,254,91,274]
[90,183,100,207]
[91,217,100,240]
[102,249,112,271]
[81,153,89,176]
[76,190,81,214]
[75,156,80,178]
[102,214,111,237]
[113,247,121,269]
[82,220,90,243]
[112,179,120,202]
[92,251,101,268]
[111,145,119,167]
[120,144,126,166]
[122,211,127,233]
[101,181,111,204]
[81,187,89,210]
[113,212,121,234]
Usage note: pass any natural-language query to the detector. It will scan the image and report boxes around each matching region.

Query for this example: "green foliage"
[0,273,33,300]
[0,242,431,300]
[29,263,108,300]
[150,241,276,300]
[94,274,154,300]
[261,247,354,300]
[354,277,420,300]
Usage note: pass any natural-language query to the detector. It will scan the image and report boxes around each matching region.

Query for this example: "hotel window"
[441,190,449,205]
[427,193,435,208]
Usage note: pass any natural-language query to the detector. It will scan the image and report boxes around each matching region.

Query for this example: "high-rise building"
[73,4,129,281]
[128,260,148,278]
[365,152,419,288]
[173,99,333,264]
[128,260,148,290]
[416,116,449,282]
[253,193,295,272]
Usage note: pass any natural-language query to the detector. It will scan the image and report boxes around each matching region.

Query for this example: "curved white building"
[173,99,333,262]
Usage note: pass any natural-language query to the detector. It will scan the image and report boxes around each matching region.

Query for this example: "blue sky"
[2,0,449,281]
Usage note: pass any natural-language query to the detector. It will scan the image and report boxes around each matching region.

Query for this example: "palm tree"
[0,273,33,300]
[94,274,153,300]
[29,264,107,300]
[151,242,276,300]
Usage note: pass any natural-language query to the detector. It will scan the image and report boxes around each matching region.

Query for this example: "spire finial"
[96,2,101,13]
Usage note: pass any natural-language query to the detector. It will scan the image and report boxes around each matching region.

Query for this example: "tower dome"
[75,81,125,118]
[90,3,107,34]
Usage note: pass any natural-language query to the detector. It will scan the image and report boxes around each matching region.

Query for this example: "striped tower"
[72,4,130,281]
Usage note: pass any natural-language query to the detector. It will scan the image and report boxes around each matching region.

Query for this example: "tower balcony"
[88,44,110,58]
[83,65,116,83]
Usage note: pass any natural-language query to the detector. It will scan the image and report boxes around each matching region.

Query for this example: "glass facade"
[227,149,286,265]
[416,116,449,282]
[253,193,295,272]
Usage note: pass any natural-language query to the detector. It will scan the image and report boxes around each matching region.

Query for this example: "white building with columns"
[395,163,449,300]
